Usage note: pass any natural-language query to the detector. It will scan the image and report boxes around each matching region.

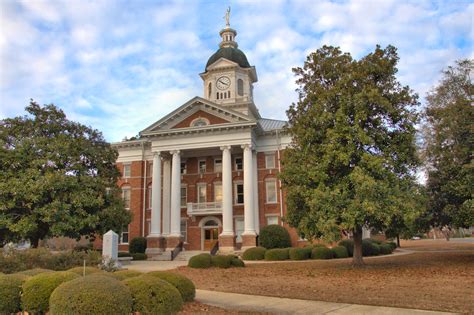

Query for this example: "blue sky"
[0,0,472,142]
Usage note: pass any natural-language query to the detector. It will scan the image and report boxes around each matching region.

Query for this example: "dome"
[205,47,251,70]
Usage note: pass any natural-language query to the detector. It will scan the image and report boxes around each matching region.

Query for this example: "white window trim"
[180,160,187,175]
[266,215,279,225]
[198,159,206,174]
[214,158,222,173]
[123,163,131,178]
[234,181,244,205]
[265,154,276,169]
[122,187,131,210]
[234,216,245,243]
[180,218,188,242]
[265,179,278,204]
[120,225,129,244]
[214,182,222,202]
[190,117,210,127]
[197,183,207,204]
[180,185,187,208]
[234,156,243,171]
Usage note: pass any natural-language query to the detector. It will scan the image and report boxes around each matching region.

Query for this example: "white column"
[220,145,234,235]
[252,151,260,234]
[162,158,171,236]
[170,150,181,237]
[149,152,162,236]
[242,144,256,235]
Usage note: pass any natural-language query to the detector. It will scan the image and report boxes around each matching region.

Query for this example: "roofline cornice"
[141,121,257,138]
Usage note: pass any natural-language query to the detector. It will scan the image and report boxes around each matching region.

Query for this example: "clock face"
[216,76,231,90]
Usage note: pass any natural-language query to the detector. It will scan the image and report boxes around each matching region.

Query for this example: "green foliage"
[131,253,147,260]
[331,246,349,258]
[362,240,380,256]
[49,275,132,315]
[67,266,102,276]
[259,225,292,249]
[387,241,397,250]
[242,247,266,260]
[311,247,333,259]
[264,248,290,261]
[129,237,147,254]
[0,274,29,314]
[21,271,78,313]
[147,271,196,302]
[211,255,232,268]
[289,247,311,260]
[380,243,394,255]
[230,256,245,267]
[19,268,54,276]
[188,253,212,269]
[338,240,354,257]
[107,270,142,281]
[123,276,183,315]
[279,45,420,265]
[0,101,131,247]
[118,252,131,257]
[423,59,474,229]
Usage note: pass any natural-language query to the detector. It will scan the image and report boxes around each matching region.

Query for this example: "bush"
[19,268,54,276]
[311,243,327,248]
[129,237,147,254]
[211,255,232,268]
[362,240,381,256]
[289,247,311,260]
[264,248,289,261]
[131,253,147,261]
[387,241,397,250]
[124,276,183,314]
[21,271,78,313]
[230,256,245,267]
[73,243,93,252]
[0,274,29,314]
[49,275,132,315]
[311,247,333,259]
[67,266,102,276]
[108,270,143,280]
[380,243,394,255]
[118,252,132,257]
[242,247,266,260]
[259,225,291,249]
[367,238,383,245]
[188,253,212,269]
[147,271,196,302]
[331,246,349,259]
[338,239,354,257]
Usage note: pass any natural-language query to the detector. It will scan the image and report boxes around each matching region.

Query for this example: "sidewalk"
[195,290,455,315]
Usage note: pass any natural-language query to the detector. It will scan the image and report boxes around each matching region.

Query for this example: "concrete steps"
[173,250,208,261]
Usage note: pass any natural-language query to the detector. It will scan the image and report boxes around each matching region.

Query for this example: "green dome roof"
[205,47,251,70]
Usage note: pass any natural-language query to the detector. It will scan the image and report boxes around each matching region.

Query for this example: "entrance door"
[203,228,219,251]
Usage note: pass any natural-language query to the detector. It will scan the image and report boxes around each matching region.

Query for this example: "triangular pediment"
[206,57,239,71]
[140,97,253,135]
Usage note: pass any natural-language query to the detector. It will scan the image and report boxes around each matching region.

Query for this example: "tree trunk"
[30,237,39,248]
[352,227,364,266]
[396,234,400,248]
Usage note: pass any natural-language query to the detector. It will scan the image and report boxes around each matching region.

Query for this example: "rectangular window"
[235,183,244,204]
[123,164,131,178]
[120,225,129,244]
[214,183,222,202]
[199,160,206,174]
[122,188,131,209]
[147,186,152,209]
[266,180,277,203]
[180,219,187,242]
[235,218,244,242]
[265,154,275,169]
[180,162,187,175]
[180,186,187,207]
[197,184,207,203]
[147,162,153,178]
[235,157,243,171]
[214,159,222,173]
[266,216,279,225]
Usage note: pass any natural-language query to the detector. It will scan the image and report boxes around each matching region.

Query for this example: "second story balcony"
[187,201,223,216]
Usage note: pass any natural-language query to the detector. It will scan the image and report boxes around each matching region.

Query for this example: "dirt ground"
[179,301,266,314]
[174,240,474,314]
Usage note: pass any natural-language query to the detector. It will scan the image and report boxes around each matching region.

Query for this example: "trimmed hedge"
[49,275,132,315]
[331,246,349,259]
[118,252,131,257]
[259,225,291,249]
[311,247,333,260]
[147,271,195,302]
[380,244,394,255]
[129,237,147,254]
[362,240,381,256]
[108,270,143,281]
[230,256,245,267]
[131,253,147,261]
[242,247,266,260]
[0,274,29,314]
[19,268,54,276]
[124,276,183,314]
[387,241,397,250]
[67,266,102,276]
[289,247,311,260]
[211,255,232,268]
[338,239,354,257]
[367,238,383,245]
[21,271,78,313]
[264,248,289,261]
[188,253,212,269]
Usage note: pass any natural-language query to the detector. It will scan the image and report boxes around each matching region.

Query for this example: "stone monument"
[102,230,118,260]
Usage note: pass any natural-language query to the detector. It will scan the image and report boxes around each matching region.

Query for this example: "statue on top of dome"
[224,7,231,27]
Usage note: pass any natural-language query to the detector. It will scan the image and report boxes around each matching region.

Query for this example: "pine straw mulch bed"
[179,301,267,314]
[173,241,474,314]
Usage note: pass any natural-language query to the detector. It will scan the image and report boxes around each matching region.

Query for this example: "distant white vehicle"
[411,236,421,240]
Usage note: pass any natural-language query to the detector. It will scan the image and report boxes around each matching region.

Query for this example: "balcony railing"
[187,202,222,216]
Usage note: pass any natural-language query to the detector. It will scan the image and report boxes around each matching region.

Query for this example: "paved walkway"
[196,290,456,315]
[126,260,187,272]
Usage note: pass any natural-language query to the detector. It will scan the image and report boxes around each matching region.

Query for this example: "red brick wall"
[172,110,229,129]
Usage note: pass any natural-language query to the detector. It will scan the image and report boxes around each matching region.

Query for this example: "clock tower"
[200,18,259,118]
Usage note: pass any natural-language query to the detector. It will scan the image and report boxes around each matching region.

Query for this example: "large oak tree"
[0,101,131,247]
[280,45,420,265]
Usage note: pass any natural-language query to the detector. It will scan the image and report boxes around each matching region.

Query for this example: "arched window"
[237,79,244,96]
[204,220,218,227]
[208,82,212,98]
[190,118,210,127]
[216,92,219,100]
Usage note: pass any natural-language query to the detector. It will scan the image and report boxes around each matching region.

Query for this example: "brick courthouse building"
[112,22,302,259]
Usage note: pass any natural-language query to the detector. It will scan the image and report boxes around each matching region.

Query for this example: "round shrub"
[367,238,383,245]
[108,270,143,280]
[242,247,266,260]
[338,239,354,257]
[311,247,333,259]
[188,253,212,269]
[49,275,132,315]
[129,237,147,254]
[22,271,78,313]
[0,274,29,314]
[380,243,394,255]
[311,243,327,248]
[131,253,147,260]
[259,224,291,249]
[67,266,102,276]
[289,247,311,260]
[124,276,183,314]
[331,246,349,259]
[118,252,131,257]
[230,256,245,267]
[147,271,195,302]
[264,248,290,261]
[362,240,381,256]
[387,241,397,250]
[211,255,232,268]
[19,268,54,276]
